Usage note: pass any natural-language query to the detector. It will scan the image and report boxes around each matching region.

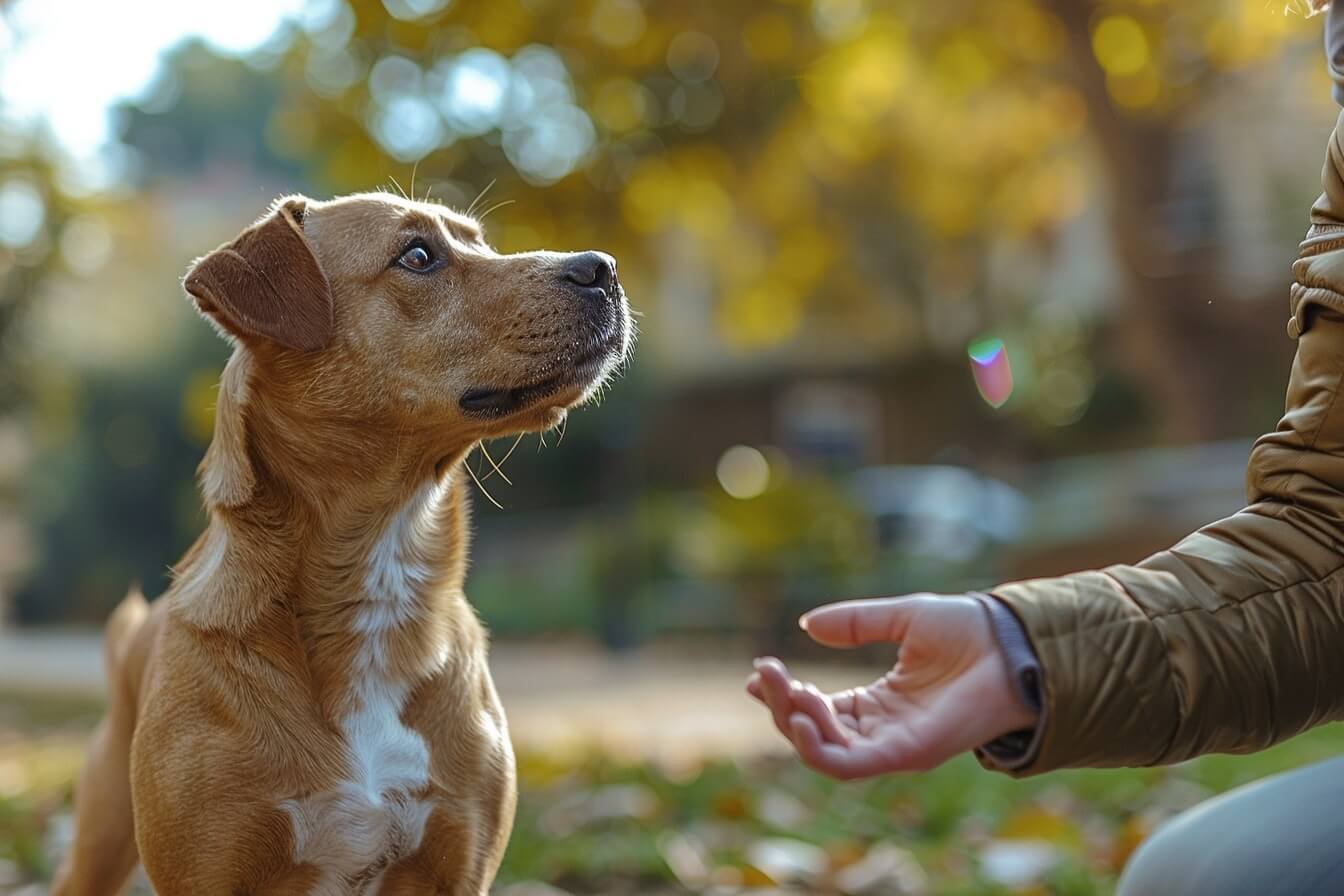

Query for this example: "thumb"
[799,596,927,649]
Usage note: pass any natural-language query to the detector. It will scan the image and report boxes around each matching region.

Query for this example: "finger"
[829,687,858,717]
[753,657,799,737]
[794,683,851,745]
[746,672,763,701]
[789,714,900,781]
[800,597,926,649]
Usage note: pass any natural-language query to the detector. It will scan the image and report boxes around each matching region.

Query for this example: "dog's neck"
[173,350,475,691]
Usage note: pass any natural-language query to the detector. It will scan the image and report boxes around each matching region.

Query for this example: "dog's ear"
[183,196,333,351]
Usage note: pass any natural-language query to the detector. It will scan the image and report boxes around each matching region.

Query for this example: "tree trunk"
[1046,0,1234,443]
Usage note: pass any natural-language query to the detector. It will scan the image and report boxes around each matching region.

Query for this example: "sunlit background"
[2,0,1343,893]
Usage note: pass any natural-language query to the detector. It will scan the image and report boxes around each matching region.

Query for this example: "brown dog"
[50,192,631,895]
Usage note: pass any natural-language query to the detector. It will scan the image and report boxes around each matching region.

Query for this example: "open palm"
[746,595,1038,780]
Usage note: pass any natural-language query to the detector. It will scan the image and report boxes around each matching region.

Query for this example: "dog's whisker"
[477,442,513,486]
[463,448,504,509]
[466,178,496,219]
[409,160,421,203]
[477,198,515,223]
[491,432,526,475]
[388,174,409,200]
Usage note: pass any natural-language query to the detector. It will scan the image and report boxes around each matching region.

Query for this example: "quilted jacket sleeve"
[987,111,1344,775]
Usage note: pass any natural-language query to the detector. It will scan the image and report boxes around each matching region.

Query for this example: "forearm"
[993,507,1344,773]
[991,303,1344,777]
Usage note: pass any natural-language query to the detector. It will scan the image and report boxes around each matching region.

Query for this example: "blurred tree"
[0,0,112,616]
[15,348,214,623]
[0,141,88,411]
[116,41,310,186]
[1032,0,1311,439]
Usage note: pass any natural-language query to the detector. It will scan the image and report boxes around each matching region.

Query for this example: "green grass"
[4,688,1342,895]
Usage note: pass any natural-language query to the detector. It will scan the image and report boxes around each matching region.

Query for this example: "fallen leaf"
[833,843,929,896]
[997,805,1082,848]
[978,839,1061,888]
[746,838,830,885]
[538,783,660,836]
[659,830,712,888]
[757,789,810,829]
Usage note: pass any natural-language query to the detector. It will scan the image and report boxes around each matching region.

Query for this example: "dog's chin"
[458,329,627,431]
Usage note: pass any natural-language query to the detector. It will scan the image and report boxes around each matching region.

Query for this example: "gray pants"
[1118,756,1344,895]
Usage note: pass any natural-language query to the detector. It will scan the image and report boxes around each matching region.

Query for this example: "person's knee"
[1115,812,1197,896]
[1118,758,1344,896]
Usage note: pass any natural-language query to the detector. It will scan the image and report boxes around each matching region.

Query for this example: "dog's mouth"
[459,324,627,419]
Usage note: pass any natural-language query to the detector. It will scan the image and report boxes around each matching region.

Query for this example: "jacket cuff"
[971,593,1046,772]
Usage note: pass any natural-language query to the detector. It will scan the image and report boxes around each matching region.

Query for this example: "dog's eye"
[397,243,436,272]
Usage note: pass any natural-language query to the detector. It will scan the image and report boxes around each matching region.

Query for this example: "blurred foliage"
[475,465,878,652]
[574,468,877,651]
[4,688,1344,894]
[0,143,99,411]
[14,334,224,623]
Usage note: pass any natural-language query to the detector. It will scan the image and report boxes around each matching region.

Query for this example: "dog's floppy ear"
[184,196,333,351]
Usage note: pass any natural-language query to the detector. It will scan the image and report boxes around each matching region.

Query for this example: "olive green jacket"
[989,111,1344,775]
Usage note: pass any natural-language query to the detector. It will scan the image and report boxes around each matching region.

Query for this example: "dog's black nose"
[562,251,616,296]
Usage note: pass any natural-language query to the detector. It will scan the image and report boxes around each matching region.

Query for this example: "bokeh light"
[968,336,1015,409]
[0,179,45,249]
[666,31,720,84]
[716,445,771,499]
[589,0,647,49]
[58,216,114,277]
[438,48,511,136]
[370,95,445,162]
[381,0,451,22]
[812,0,870,42]
[305,48,362,98]
[353,42,602,176]
[1092,16,1150,76]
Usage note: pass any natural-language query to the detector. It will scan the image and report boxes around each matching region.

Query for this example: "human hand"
[746,594,1038,780]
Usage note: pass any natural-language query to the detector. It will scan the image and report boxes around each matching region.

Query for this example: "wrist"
[999,685,1041,733]
[971,592,1046,770]
[973,592,1043,715]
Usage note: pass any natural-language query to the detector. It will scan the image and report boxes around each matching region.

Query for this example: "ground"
[2,631,1342,895]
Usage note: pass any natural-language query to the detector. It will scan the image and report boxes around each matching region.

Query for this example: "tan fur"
[52,192,631,895]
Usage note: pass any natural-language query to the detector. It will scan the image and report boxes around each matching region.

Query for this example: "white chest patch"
[281,479,450,895]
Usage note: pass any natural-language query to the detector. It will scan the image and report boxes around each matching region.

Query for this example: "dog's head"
[183,192,631,506]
